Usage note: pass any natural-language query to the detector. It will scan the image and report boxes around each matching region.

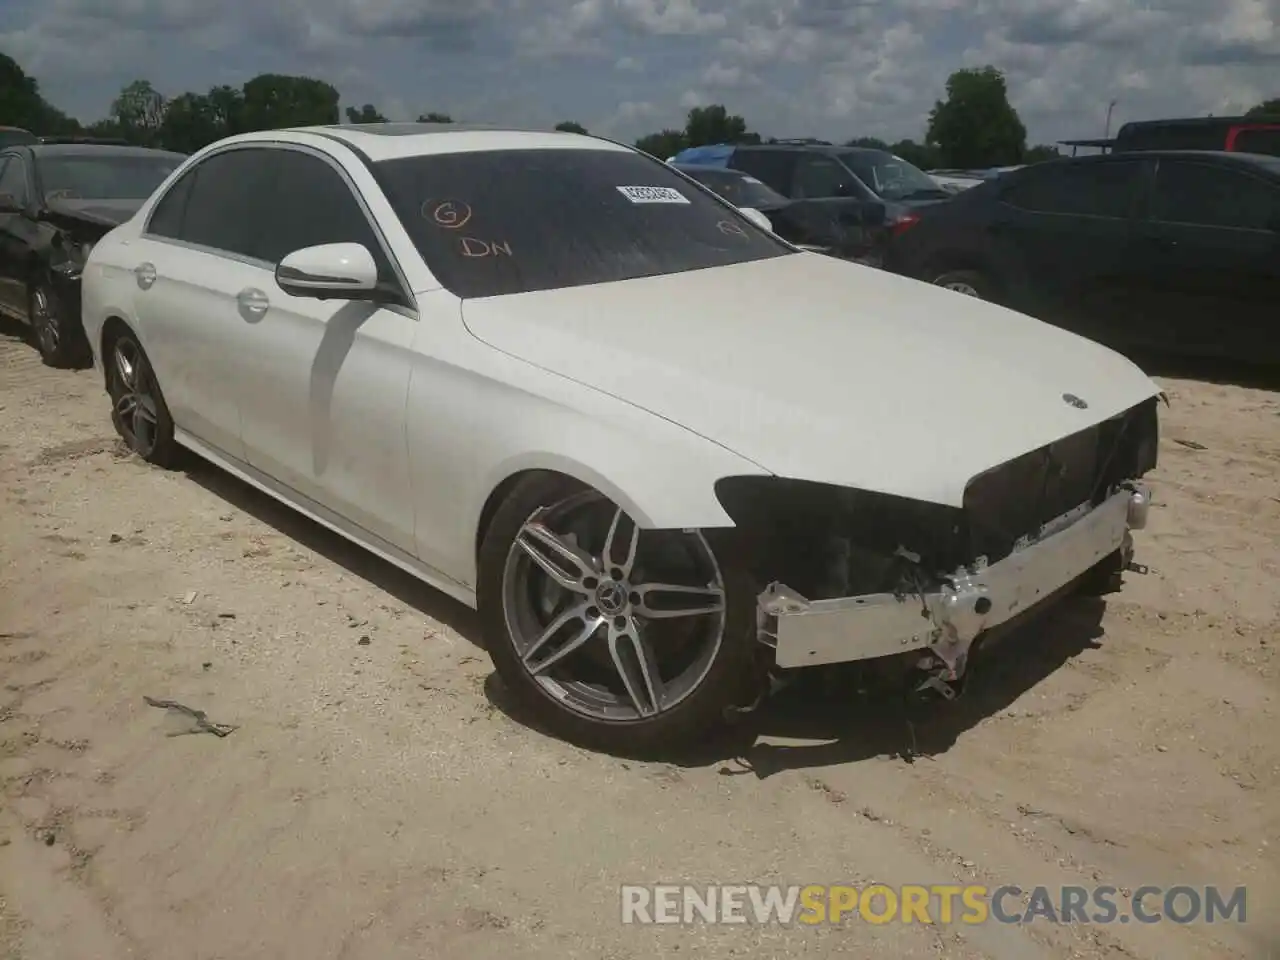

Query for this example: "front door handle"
[134,262,156,290]
[236,287,270,322]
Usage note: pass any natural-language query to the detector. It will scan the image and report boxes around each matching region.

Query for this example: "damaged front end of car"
[715,396,1160,703]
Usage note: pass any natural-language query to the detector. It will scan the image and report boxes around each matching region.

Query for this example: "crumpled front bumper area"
[758,482,1151,670]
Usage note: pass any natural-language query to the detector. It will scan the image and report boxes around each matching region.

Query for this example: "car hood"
[460,253,1161,507]
[43,198,142,230]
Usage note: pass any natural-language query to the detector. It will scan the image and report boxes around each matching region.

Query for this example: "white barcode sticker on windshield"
[616,185,690,204]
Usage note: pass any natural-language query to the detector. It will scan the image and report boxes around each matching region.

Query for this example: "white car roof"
[221,123,630,162]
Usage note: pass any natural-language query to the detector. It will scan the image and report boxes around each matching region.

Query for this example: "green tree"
[240,74,339,130]
[206,84,245,136]
[683,104,756,146]
[554,120,588,134]
[418,111,453,123]
[845,136,889,150]
[1245,97,1280,118]
[111,79,167,145]
[345,104,386,124]
[1023,143,1062,164]
[889,139,941,170]
[159,92,221,153]
[0,52,47,131]
[634,129,688,158]
[926,66,1027,168]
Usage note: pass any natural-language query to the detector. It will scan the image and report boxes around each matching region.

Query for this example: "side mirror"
[739,207,773,232]
[275,242,379,300]
[833,183,854,198]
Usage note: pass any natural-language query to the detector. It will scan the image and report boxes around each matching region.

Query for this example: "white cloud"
[3,0,1277,143]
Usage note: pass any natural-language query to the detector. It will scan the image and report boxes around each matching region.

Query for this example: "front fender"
[404,336,770,588]
[452,390,769,586]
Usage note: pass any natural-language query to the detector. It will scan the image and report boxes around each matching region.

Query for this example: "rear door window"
[148,148,275,259]
[1150,160,1280,230]
[1001,160,1145,218]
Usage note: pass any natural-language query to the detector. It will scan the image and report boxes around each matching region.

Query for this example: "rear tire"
[105,327,178,467]
[930,268,993,301]
[477,472,763,756]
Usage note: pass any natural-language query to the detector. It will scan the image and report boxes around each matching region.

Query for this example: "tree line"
[4,52,1278,169]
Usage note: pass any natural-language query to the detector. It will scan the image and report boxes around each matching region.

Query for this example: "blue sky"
[3,0,1277,146]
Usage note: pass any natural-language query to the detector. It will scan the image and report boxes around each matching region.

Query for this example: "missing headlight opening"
[715,397,1159,705]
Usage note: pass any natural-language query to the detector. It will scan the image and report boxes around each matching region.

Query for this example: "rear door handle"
[134,262,156,290]
[236,287,270,322]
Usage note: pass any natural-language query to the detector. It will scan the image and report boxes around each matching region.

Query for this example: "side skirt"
[174,427,479,610]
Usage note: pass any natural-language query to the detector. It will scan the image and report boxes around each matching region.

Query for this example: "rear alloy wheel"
[931,269,992,301]
[107,330,177,466]
[478,474,760,754]
[29,282,86,368]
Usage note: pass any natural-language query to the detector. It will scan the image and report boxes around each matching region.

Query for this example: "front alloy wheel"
[29,283,86,367]
[479,475,759,753]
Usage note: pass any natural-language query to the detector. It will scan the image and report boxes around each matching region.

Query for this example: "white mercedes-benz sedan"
[81,122,1161,754]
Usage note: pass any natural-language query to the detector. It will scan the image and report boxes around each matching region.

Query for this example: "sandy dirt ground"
[0,318,1277,960]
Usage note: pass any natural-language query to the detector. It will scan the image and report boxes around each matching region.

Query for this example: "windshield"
[376,148,792,299]
[678,167,789,209]
[38,153,182,201]
[839,150,946,200]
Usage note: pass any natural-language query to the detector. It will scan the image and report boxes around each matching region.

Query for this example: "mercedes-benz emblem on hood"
[1062,393,1089,409]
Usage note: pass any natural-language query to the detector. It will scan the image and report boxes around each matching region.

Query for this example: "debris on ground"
[142,696,239,738]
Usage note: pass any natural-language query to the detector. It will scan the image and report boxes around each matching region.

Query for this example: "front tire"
[106,328,178,467]
[29,280,88,368]
[477,472,762,755]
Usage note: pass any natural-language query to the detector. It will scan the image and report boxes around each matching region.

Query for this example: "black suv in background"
[885,150,1280,366]
[669,142,950,265]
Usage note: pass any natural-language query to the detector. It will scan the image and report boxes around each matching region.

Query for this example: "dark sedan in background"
[0,127,38,149]
[0,142,183,366]
[885,150,1280,367]
[671,163,836,252]
[670,142,951,266]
